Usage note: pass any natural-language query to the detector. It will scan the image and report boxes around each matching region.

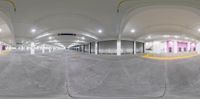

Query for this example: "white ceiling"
[1,0,200,47]
[122,6,200,41]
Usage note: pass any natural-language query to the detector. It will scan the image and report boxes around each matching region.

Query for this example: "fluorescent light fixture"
[74,40,86,43]
[55,43,65,48]
[31,29,36,33]
[68,43,77,48]
[75,40,83,43]
[48,40,59,43]
[98,29,103,33]
[35,33,50,39]
[131,29,135,33]
[83,33,98,40]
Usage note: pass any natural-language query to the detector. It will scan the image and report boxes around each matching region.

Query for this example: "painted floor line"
[143,54,199,60]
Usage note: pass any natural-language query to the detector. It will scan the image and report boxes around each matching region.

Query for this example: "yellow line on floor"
[0,51,10,56]
[143,54,199,60]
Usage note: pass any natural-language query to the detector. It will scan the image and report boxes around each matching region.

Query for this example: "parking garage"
[1,0,200,99]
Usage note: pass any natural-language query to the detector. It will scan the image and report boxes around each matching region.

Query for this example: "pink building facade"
[167,40,196,53]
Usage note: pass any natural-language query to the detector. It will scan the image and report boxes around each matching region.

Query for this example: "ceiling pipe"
[4,0,16,12]
[117,0,132,13]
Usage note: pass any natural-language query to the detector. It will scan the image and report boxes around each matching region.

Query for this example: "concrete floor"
[1,51,200,99]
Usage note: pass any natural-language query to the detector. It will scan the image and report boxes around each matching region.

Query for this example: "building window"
[179,47,182,52]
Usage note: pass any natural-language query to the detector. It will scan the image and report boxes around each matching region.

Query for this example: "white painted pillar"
[117,40,121,56]
[0,44,2,52]
[173,40,178,54]
[197,43,200,54]
[30,42,35,55]
[42,45,45,54]
[164,41,168,53]
[95,42,98,55]
[21,46,25,51]
[48,48,51,53]
[134,41,136,55]
[187,42,191,52]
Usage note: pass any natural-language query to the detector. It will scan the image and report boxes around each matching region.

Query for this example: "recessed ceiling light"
[184,37,189,40]
[81,37,85,40]
[98,29,103,33]
[48,36,53,40]
[198,28,200,32]
[174,35,180,38]
[147,36,152,39]
[131,29,135,33]
[31,29,36,33]
[163,35,170,38]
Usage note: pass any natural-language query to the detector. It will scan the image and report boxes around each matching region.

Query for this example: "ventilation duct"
[57,33,76,36]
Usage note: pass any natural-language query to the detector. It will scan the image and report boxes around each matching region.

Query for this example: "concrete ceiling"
[122,6,200,42]
[1,0,200,47]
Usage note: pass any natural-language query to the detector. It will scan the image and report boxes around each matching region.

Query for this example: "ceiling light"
[68,43,77,48]
[184,37,189,40]
[163,35,170,38]
[36,33,50,39]
[81,37,85,40]
[48,36,53,40]
[198,28,200,32]
[48,40,59,43]
[83,33,98,40]
[98,29,103,33]
[0,28,2,32]
[31,29,36,33]
[147,36,152,39]
[75,40,85,43]
[75,40,80,43]
[174,35,180,39]
[131,29,135,33]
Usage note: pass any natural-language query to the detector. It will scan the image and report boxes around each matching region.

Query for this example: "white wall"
[145,41,167,54]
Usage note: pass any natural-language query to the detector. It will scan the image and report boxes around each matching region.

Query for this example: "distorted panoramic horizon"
[2,0,200,99]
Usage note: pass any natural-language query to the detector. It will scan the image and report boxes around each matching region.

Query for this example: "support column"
[30,42,35,55]
[79,45,81,52]
[143,43,145,53]
[95,42,98,55]
[89,43,92,54]
[173,40,178,53]
[83,45,85,52]
[187,42,191,52]
[117,40,121,56]
[48,47,51,53]
[133,41,136,55]
[42,45,45,54]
